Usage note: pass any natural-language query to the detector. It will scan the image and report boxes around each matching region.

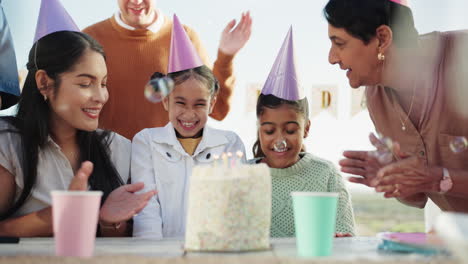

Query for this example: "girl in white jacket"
[131,66,245,238]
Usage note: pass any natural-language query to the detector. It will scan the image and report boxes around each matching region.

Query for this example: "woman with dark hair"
[0,31,155,237]
[325,0,468,213]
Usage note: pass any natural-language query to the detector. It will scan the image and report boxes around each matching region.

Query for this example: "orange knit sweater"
[83,16,235,139]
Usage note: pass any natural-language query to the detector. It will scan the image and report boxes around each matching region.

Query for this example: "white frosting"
[185,163,271,251]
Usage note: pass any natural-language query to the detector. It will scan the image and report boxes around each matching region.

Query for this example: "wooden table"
[0,237,457,264]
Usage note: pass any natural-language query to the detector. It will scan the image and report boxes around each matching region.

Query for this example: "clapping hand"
[68,161,93,191]
[99,182,156,224]
[340,133,406,186]
[373,156,441,198]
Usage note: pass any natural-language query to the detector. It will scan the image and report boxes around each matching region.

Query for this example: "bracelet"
[99,221,121,231]
[439,167,453,194]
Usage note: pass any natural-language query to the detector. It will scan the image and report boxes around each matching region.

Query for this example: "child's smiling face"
[259,104,310,168]
[163,77,216,138]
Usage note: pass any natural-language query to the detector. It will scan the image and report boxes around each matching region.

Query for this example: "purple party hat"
[34,0,80,42]
[261,26,304,100]
[168,14,204,73]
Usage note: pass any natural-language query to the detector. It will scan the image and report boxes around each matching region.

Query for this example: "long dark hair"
[324,0,419,48]
[252,94,309,158]
[0,31,123,220]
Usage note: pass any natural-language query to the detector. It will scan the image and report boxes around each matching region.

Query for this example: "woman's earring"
[42,87,47,101]
[377,52,385,61]
[40,85,48,101]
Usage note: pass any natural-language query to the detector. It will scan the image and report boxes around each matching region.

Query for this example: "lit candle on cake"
[221,153,228,167]
[213,154,220,168]
[227,152,233,168]
[235,151,244,167]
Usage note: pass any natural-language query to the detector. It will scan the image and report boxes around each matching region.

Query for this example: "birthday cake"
[184,162,271,252]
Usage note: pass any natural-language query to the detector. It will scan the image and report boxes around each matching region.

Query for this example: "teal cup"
[291,192,339,257]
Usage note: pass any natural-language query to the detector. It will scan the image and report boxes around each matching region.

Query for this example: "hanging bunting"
[311,84,338,118]
[245,82,262,113]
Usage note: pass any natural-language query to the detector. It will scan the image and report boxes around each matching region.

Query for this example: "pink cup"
[51,191,102,257]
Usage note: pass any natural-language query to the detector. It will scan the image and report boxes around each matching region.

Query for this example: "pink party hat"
[34,0,80,42]
[168,14,204,73]
[261,26,303,101]
[389,0,409,7]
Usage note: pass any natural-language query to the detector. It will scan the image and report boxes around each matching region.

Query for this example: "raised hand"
[219,11,252,56]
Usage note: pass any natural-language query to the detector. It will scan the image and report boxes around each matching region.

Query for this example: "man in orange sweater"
[83,0,252,139]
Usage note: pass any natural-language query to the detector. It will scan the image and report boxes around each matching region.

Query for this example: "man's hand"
[219,11,252,56]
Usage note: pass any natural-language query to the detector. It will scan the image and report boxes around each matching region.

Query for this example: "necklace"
[379,55,416,131]
[390,81,415,131]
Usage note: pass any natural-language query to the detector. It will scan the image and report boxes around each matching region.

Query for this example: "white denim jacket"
[131,123,245,238]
